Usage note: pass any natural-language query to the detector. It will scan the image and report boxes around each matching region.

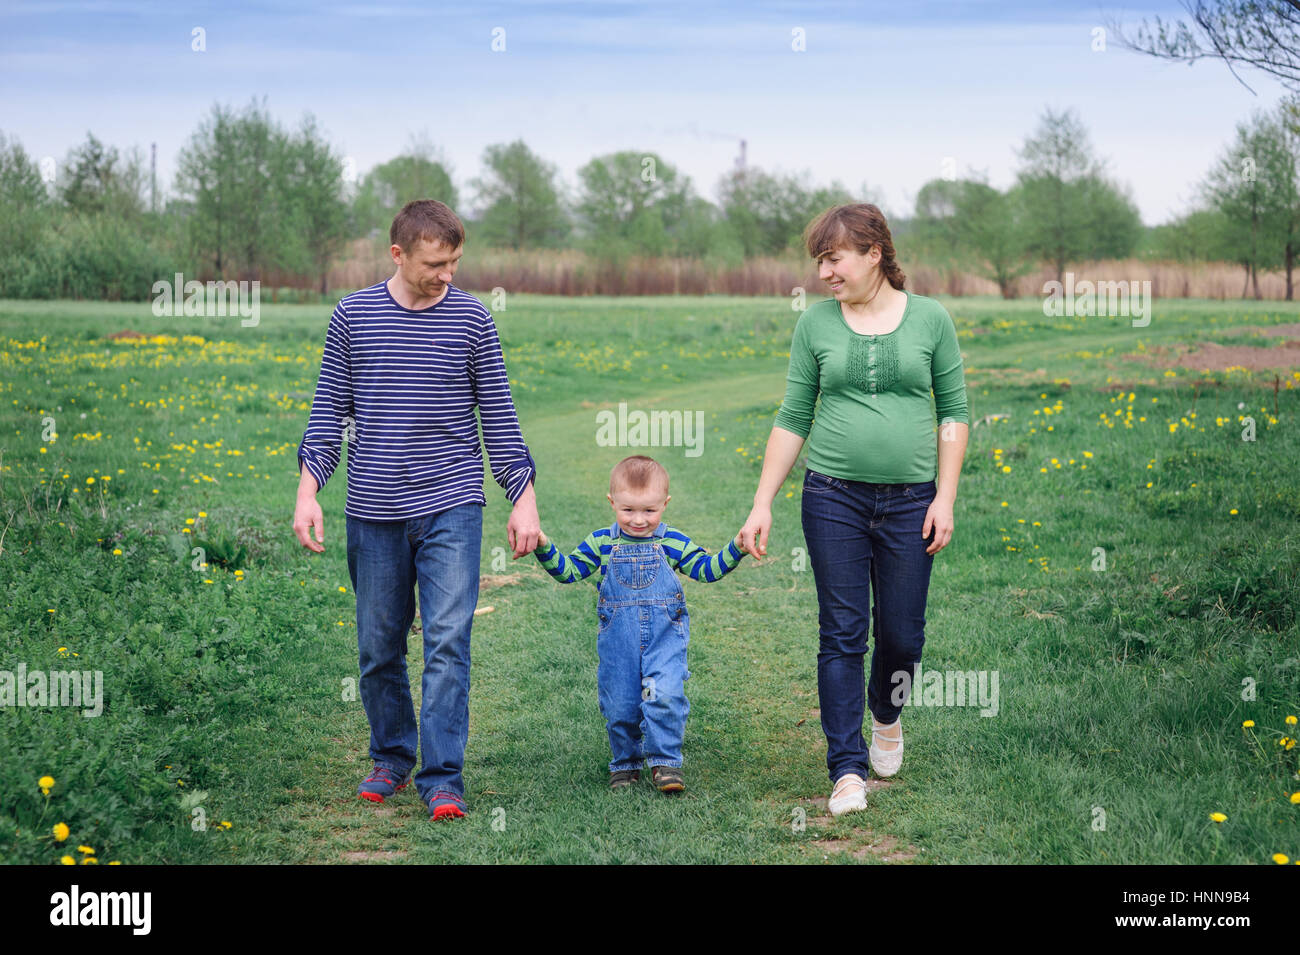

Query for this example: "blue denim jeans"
[596,530,691,772]
[800,468,936,784]
[346,503,482,803]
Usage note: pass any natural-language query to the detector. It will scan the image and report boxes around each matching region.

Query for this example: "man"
[294,199,540,821]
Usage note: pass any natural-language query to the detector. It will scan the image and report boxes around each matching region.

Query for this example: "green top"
[773,290,970,483]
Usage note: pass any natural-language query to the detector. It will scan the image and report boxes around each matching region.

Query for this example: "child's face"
[607,483,670,537]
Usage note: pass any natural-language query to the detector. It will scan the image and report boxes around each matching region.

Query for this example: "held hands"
[738,504,771,562]
[507,483,541,559]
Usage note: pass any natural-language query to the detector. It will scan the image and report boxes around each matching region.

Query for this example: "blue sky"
[1,0,1291,224]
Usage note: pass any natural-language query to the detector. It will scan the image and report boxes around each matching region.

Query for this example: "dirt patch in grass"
[1123,341,1300,372]
[791,786,921,863]
[342,850,409,862]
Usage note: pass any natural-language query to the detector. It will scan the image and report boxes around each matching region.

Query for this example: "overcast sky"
[1,0,1292,225]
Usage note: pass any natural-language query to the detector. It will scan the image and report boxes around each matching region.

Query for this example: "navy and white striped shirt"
[297,280,537,521]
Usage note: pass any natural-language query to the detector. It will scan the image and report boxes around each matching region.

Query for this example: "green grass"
[1,292,1297,865]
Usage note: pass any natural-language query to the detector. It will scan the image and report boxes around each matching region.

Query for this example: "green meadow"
[1,293,1297,865]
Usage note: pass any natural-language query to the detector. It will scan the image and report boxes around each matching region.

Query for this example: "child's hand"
[734,530,744,549]
[537,529,549,549]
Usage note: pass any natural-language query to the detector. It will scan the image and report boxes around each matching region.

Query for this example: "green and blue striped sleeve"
[535,528,606,583]
[660,526,745,582]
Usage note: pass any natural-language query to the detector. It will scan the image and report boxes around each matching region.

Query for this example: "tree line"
[0,97,1287,300]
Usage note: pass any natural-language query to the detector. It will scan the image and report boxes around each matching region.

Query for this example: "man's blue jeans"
[800,468,936,784]
[346,504,482,803]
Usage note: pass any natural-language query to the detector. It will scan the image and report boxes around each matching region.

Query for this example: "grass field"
[1,292,1298,865]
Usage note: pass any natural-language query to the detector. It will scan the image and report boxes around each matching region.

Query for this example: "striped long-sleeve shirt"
[297,280,537,520]
[536,522,745,584]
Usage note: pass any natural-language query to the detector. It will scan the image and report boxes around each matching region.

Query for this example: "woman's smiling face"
[817,245,881,302]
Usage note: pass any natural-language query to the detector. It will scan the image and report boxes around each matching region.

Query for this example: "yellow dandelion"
[185,518,195,525]
[52,822,69,841]
[38,775,54,792]
[112,548,122,556]
[338,586,346,592]
[198,511,207,517]
[1287,716,1297,725]
[1209,812,1227,823]
[85,477,94,485]
[1229,509,1238,515]
[1243,720,1255,728]
[1000,501,1008,507]
[76,845,94,854]
[60,855,75,866]
[1274,853,1290,864]
[1290,793,1300,805]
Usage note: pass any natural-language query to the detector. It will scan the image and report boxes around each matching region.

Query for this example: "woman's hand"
[738,504,771,562]
[922,496,954,555]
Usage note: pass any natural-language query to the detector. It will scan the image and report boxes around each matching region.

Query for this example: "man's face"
[607,484,670,537]
[393,238,463,300]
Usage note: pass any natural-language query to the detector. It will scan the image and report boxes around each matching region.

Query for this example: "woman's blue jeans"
[800,468,936,784]
[346,504,482,803]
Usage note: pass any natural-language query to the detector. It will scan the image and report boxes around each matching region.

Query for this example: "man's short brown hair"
[610,455,669,496]
[390,199,465,252]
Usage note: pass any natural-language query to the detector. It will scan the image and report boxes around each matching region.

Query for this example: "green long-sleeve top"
[773,291,970,483]
[535,522,744,584]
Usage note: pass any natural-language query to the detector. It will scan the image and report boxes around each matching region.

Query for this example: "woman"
[738,203,970,816]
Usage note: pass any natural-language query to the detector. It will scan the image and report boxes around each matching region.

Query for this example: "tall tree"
[1015,107,1142,282]
[717,167,853,257]
[277,114,349,293]
[575,150,691,257]
[352,153,458,240]
[0,132,50,261]
[914,177,1032,298]
[175,99,283,278]
[469,140,569,249]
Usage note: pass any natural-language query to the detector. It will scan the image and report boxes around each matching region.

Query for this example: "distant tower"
[150,142,157,214]
[734,138,747,174]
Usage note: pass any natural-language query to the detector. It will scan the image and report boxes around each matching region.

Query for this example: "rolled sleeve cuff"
[503,451,538,504]
[298,448,330,493]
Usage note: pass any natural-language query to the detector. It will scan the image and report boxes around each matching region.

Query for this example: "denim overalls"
[595,524,691,772]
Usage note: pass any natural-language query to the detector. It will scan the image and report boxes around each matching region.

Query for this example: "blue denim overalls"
[595,524,691,772]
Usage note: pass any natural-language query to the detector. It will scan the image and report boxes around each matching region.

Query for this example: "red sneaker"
[427,791,467,820]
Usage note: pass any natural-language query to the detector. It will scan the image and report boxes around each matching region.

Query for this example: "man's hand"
[294,494,325,553]
[507,482,540,559]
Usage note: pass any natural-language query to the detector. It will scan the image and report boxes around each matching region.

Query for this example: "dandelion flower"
[1274,853,1290,864]
[1243,720,1255,728]
[1229,509,1238,515]
[52,823,69,841]
[77,845,94,854]
[60,856,75,866]
[1209,812,1227,823]
[1287,716,1297,725]
[1290,793,1300,805]
[38,775,54,793]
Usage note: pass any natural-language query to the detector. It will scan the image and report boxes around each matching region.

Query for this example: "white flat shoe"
[828,773,868,816]
[869,719,903,778]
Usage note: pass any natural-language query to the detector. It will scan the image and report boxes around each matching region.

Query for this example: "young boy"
[534,455,746,792]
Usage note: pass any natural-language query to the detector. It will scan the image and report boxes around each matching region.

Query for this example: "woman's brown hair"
[803,203,906,291]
